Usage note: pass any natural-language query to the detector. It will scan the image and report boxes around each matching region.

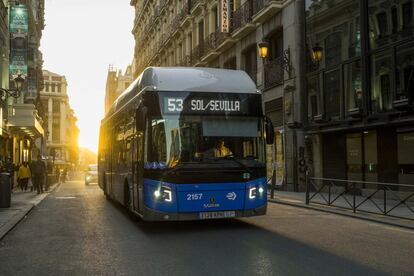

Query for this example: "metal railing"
[231,1,252,33]
[306,176,414,221]
[252,0,274,15]
[204,28,229,55]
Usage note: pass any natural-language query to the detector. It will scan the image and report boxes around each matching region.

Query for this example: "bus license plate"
[199,211,236,220]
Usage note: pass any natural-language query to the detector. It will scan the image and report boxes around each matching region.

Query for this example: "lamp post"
[0,74,25,100]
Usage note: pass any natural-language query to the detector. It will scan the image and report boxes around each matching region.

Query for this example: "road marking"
[55,196,77,199]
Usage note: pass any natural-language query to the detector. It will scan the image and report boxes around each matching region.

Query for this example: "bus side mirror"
[136,106,147,131]
[265,118,274,145]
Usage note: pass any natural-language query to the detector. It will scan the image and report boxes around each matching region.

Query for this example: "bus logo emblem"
[209,197,216,204]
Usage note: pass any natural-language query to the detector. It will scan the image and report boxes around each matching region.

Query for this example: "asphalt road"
[0,180,413,276]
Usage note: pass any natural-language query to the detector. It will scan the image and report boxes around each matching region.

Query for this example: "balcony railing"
[252,0,272,15]
[204,29,229,55]
[191,44,205,64]
[264,56,284,89]
[231,1,253,33]
[189,0,204,12]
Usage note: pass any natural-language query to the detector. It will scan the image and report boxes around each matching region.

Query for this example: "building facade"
[0,0,45,167]
[104,65,133,114]
[131,0,306,191]
[304,0,414,187]
[40,70,79,167]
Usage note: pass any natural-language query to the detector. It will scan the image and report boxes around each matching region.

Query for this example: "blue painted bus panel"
[143,178,267,214]
[177,189,245,212]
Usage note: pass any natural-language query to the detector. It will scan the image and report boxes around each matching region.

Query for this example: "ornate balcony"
[190,0,205,14]
[231,1,255,39]
[252,0,284,24]
[202,29,229,62]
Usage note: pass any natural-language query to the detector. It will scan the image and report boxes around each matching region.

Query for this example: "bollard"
[0,172,11,208]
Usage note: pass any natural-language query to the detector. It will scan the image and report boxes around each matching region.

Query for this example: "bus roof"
[105,67,259,119]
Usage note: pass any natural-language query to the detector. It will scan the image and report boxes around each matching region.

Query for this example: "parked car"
[85,164,98,185]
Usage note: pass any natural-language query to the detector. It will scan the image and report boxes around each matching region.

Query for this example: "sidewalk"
[0,182,60,240]
[269,191,414,229]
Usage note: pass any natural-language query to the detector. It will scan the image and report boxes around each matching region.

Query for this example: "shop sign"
[221,0,229,33]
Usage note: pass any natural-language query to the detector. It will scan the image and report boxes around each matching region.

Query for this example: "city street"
[0,181,413,275]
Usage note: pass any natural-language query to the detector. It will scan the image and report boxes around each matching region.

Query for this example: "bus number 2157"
[187,193,203,200]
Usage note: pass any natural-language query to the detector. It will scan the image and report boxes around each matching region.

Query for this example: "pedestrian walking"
[55,166,60,184]
[17,162,31,191]
[61,167,67,183]
[32,155,46,194]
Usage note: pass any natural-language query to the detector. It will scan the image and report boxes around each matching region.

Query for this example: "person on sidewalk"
[32,155,46,194]
[61,167,67,183]
[55,166,60,184]
[17,162,31,191]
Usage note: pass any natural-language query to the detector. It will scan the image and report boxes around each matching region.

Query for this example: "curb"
[268,198,414,231]
[0,182,61,241]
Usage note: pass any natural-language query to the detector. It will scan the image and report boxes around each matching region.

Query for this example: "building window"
[324,70,341,119]
[371,52,393,112]
[392,6,399,33]
[57,84,61,93]
[402,1,413,29]
[198,20,204,46]
[345,61,362,113]
[307,76,320,121]
[224,57,237,70]
[53,100,60,113]
[268,30,283,61]
[212,6,219,30]
[243,45,257,84]
[377,12,388,37]
[325,32,342,67]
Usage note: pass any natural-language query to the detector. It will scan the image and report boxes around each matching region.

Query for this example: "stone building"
[104,64,133,114]
[304,0,414,187]
[0,0,45,166]
[130,0,306,191]
[40,70,79,167]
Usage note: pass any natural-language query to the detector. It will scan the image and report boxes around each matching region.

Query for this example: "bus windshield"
[147,115,265,169]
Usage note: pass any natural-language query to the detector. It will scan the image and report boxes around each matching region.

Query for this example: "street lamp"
[258,41,270,63]
[312,43,323,63]
[0,74,25,101]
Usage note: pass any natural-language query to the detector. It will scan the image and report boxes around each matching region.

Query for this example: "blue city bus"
[98,67,274,221]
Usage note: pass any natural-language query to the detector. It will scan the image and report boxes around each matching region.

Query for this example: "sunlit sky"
[40,0,135,152]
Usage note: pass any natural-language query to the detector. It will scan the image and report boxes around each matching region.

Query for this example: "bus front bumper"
[142,205,267,221]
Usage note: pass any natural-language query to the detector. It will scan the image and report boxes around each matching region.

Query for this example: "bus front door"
[132,132,144,214]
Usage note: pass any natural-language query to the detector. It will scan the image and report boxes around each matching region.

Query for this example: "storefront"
[305,0,414,188]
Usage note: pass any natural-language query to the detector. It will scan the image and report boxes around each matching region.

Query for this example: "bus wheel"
[124,180,130,210]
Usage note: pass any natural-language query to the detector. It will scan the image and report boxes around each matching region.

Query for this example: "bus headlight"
[154,187,172,202]
[258,187,264,194]
[249,187,257,199]
[154,190,161,198]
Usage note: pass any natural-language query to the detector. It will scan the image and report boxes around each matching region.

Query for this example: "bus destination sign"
[159,92,262,116]
[165,98,241,113]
